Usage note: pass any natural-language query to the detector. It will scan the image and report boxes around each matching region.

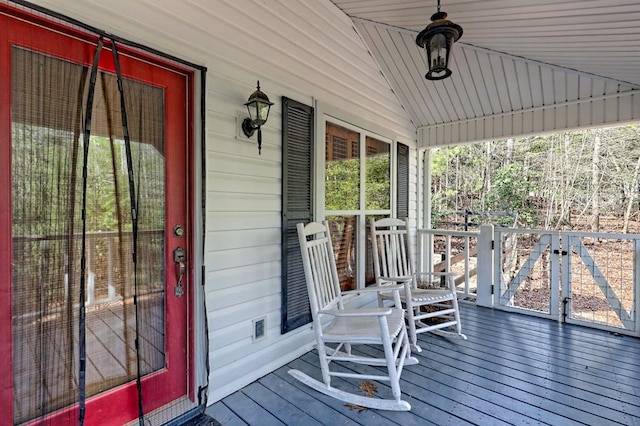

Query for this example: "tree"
[431,124,640,232]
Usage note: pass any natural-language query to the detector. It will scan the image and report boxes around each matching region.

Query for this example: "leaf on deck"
[344,403,368,412]
[344,381,379,411]
[358,381,378,397]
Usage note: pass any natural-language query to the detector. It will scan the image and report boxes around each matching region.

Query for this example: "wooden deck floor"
[206,304,640,425]
[13,294,165,423]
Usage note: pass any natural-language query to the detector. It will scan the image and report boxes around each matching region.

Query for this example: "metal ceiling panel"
[334,0,640,145]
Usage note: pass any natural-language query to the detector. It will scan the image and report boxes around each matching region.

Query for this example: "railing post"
[477,224,494,307]
[87,239,94,306]
[635,239,640,334]
[422,149,434,277]
[107,235,116,301]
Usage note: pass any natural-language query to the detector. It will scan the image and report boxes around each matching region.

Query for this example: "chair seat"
[323,308,405,343]
[410,288,455,303]
[382,288,454,304]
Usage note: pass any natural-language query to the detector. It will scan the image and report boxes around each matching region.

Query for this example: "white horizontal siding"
[27,0,417,404]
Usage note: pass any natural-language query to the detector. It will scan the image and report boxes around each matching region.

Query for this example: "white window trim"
[314,101,403,289]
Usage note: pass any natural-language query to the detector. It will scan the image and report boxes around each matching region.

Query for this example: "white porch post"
[477,224,494,307]
[421,149,433,274]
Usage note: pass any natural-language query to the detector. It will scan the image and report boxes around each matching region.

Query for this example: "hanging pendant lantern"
[416,0,463,80]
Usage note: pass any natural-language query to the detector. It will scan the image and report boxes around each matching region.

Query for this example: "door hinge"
[562,297,571,322]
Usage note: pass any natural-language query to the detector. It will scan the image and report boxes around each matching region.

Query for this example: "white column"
[421,149,434,274]
[477,224,494,307]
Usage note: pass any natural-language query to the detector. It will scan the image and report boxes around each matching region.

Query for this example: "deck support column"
[421,149,434,274]
[477,224,494,307]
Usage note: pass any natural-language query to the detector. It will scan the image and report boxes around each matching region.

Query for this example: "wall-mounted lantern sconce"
[415,0,463,80]
[242,80,273,155]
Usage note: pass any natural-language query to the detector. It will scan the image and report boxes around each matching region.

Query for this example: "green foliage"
[432,125,640,230]
[12,125,165,237]
[485,164,538,226]
[326,154,390,211]
[365,155,390,210]
[325,158,359,210]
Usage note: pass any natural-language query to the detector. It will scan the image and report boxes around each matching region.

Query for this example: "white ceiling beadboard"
[332,0,640,146]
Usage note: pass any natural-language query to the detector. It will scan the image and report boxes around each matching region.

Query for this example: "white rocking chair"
[370,217,466,352]
[289,221,418,411]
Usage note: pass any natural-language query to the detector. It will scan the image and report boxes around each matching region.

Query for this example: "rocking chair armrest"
[417,271,456,290]
[319,307,393,317]
[375,278,413,300]
[377,276,413,283]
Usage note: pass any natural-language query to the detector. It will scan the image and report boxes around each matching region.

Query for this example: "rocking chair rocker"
[370,217,466,352]
[289,221,418,411]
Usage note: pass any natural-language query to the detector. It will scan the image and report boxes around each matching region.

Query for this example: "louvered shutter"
[397,142,409,220]
[281,97,314,333]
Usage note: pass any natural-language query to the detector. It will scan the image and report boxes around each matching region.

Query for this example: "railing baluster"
[417,228,479,302]
[12,229,162,318]
[107,235,116,301]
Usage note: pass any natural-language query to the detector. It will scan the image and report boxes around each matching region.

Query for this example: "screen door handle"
[174,247,185,297]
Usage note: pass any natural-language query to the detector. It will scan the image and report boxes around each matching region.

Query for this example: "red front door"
[0,5,193,425]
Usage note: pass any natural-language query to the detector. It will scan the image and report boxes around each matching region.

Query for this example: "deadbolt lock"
[173,224,185,237]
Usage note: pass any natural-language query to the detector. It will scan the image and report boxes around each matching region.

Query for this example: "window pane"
[326,122,360,210]
[365,136,390,210]
[326,215,357,291]
[365,214,389,286]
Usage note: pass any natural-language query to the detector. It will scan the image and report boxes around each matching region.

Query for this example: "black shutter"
[397,142,409,220]
[281,97,314,333]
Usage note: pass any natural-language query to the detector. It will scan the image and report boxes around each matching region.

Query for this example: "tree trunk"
[483,141,492,210]
[591,134,601,233]
[623,155,640,233]
[505,138,514,164]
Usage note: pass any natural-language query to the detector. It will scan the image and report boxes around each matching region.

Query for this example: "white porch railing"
[418,224,640,336]
[417,225,494,303]
[12,229,163,319]
[493,227,640,336]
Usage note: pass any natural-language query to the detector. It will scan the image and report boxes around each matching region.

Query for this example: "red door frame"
[0,4,195,424]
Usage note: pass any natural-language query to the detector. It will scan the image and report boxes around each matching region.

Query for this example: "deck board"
[206,304,640,425]
[13,295,166,422]
[258,373,362,426]
[219,391,285,426]
[206,401,247,426]
[241,381,326,426]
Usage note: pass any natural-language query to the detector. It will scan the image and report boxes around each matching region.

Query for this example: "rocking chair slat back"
[371,217,467,351]
[377,220,412,280]
[297,222,342,315]
[290,220,417,411]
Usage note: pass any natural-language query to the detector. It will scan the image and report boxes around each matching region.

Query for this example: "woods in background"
[431,124,640,232]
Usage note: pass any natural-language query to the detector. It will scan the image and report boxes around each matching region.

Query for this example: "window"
[281,109,411,332]
[324,121,392,290]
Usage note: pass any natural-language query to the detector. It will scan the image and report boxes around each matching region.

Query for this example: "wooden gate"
[494,229,640,336]
[561,232,639,335]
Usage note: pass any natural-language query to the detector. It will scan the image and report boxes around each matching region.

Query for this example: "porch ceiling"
[330,0,640,146]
